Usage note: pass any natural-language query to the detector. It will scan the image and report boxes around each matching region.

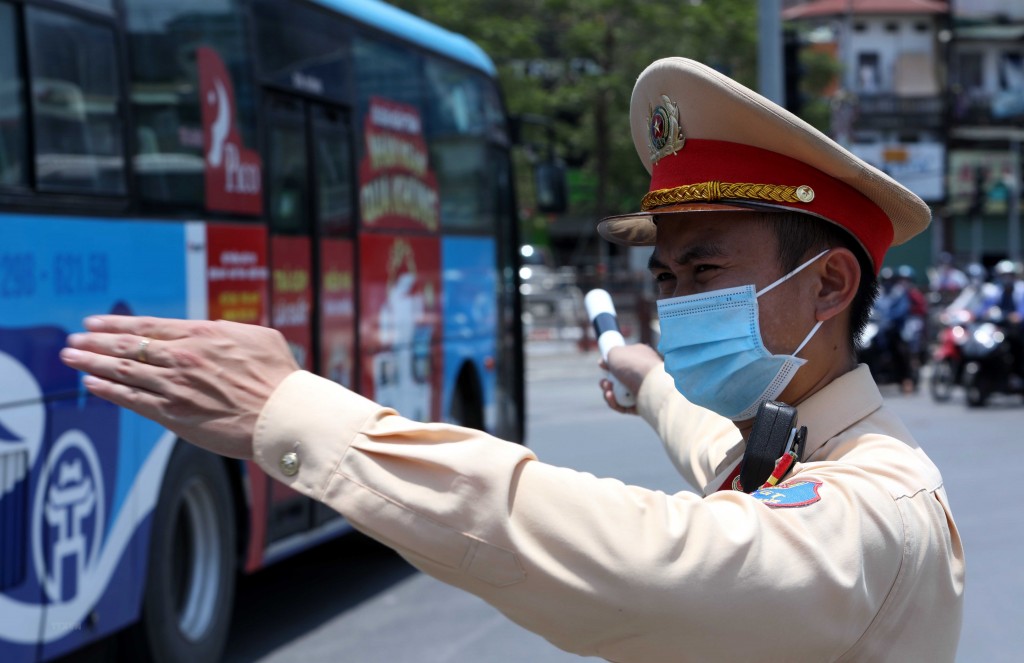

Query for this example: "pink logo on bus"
[198,47,263,216]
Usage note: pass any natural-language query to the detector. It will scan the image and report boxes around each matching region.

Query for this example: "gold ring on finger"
[137,338,151,364]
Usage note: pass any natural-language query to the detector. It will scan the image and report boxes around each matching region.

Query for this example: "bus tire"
[122,442,236,663]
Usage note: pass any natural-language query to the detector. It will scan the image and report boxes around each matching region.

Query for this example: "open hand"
[60,316,300,459]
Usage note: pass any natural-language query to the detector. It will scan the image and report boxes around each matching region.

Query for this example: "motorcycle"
[858,311,916,387]
[960,310,1024,407]
[929,312,971,403]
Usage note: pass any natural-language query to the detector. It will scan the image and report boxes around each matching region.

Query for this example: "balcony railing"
[952,90,1024,126]
[851,94,945,131]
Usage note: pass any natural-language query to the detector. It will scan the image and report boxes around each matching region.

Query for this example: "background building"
[785,0,1024,276]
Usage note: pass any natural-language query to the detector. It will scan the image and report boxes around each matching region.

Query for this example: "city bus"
[0,0,525,660]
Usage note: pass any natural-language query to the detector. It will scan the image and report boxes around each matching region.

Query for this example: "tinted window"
[0,2,28,188]
[424,59,507,231]
[253,0,350,102]
[313,105,355,236]
[353,36,422,111]
[266,96,309,235]
[54,0,115,12]
[353,37,439,232]
[26,7,125,195]
[125,0,258,212]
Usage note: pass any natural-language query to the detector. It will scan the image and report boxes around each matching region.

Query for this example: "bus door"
[263,93,356,543]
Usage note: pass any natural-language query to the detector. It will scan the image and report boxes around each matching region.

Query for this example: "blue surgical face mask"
[656,250,828,421]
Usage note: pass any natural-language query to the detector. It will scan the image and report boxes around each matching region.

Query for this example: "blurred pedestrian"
[929,251,967,306]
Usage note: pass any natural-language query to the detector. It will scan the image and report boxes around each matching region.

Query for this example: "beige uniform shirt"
[253,364,964,662]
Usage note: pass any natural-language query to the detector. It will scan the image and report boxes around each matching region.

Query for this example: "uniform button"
[279,451,300,476]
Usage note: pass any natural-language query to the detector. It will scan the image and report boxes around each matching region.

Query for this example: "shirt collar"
[795,364,883,461]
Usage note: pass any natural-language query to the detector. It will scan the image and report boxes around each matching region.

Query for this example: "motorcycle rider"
[897,265,928,392]
[928,252,968,308]
[871,267,915,391]
[976,259,1024,378]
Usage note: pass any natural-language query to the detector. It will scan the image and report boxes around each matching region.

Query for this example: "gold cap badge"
[648,95,685,164]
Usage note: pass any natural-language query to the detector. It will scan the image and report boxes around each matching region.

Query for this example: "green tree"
[391,0,758,232]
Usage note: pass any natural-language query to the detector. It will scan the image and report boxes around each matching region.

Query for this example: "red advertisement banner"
[198,46,263,216]
[205,223,268,325]
[358,97,439,232]
[359,234,442,421]
[320,239,355,388]
[270,236,313,371]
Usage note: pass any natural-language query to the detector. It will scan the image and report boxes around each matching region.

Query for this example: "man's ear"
[814,248,860,322]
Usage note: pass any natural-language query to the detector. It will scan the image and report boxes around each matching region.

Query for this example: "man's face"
[648,212,818,356]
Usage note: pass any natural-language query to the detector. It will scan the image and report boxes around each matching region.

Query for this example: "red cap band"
[649,139,893,272]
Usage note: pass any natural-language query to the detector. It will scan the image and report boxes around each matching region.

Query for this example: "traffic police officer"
[62,58,964,661]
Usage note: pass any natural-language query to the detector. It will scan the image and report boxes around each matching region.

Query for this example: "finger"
[60,347,167,394]
[67,332,168,366]
[602,385,637,415]
[83,315,194,340]
[80,374,170,421]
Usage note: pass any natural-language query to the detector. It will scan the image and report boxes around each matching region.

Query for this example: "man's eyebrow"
[648,242,728,270]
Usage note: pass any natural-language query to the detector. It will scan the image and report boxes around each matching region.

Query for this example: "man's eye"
[654,271,674,283]
[694,264,719,274]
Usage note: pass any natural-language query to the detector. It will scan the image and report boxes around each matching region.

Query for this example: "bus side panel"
[359,234,442,422]
[0,215,189,660]
[440,237,497,430]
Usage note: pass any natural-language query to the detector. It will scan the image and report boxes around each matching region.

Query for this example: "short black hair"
[757,213,879,358]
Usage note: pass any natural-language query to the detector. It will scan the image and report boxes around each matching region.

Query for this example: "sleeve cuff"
[252,370,388,500]
[636,363,677,427]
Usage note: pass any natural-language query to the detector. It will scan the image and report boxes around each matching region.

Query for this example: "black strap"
[739,400,799,493]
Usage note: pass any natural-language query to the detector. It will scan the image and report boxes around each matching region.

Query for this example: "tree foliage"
[390,0,759,221]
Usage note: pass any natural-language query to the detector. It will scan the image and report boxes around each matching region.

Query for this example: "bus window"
[124,0,257,213]
[353,36,422,112]
[312,105,354,236]
[424,59,494,231]
[266,96,309,236]
[0,2,27,188]
[53,0,115,13]
[26,7,126,195]
[252,0,350,103]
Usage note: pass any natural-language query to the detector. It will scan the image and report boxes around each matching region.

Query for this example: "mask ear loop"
[791,320,824,357]
[756,249,829,359]
[756,249,830,297]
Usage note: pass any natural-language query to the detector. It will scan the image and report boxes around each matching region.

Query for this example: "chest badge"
[750,480,822,508]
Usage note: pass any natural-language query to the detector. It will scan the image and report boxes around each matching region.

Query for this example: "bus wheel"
[124,443,236,663]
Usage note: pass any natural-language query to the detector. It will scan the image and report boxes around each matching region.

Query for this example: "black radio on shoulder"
[737,400,807,494]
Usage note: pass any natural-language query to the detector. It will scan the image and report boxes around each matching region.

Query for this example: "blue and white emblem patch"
[750,480,822,508]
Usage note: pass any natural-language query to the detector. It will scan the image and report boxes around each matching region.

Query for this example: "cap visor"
[597,201,789,246]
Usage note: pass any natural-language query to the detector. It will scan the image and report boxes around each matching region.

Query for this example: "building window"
[885,22,900,33]
[857,52,881,93]
[955,52,984,92]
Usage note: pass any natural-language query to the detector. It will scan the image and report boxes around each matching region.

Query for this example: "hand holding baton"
[584,289,637,408]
